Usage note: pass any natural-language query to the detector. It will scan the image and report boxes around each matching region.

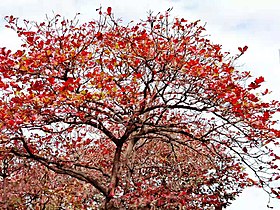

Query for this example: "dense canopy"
[0,8,280,209]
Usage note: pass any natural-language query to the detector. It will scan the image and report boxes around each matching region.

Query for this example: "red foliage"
[0,8,280,209]
[107,7,112,16]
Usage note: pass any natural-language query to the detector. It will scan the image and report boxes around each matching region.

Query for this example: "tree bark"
[106,143,123,208]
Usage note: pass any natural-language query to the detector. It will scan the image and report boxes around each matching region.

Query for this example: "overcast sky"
[1,0,280,209]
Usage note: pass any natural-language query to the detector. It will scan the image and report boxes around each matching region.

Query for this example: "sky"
[0,0,280,209]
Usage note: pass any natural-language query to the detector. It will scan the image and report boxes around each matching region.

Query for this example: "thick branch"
[108,144,123,199]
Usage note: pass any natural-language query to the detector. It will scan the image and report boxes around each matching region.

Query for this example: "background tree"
[1,8,280,209]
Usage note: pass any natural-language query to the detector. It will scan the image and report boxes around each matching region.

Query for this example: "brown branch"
[108,144,123,199]
[143,104,208,114]
[74,163,110,178]
[10,146,108,197]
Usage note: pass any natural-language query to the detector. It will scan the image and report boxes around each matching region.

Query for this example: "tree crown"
[0,7,280,209]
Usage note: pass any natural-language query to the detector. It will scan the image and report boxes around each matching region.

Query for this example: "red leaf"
[96,32,103,40]
[242,147,248,153]
[247,93,258,102]
[238,45,248,54]
[255,76,264,84]
[135,73,142,79]
[47,77,55,85]
[15,50,24,57]
[85,139,91,145]
[27,36,34,43]
[38,41,44,49]
[263,111,270,121]
[8,119,15,126]
[262,88,269,95]
[248,82,260,90]
[107,7,112,15]
[271,189,278,195]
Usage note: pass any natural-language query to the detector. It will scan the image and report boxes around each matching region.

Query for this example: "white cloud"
[227,187,275,210]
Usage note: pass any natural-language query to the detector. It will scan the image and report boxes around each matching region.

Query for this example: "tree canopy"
[1,7,280,209]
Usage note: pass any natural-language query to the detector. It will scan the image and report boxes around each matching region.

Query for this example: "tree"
[1,8,280,209]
